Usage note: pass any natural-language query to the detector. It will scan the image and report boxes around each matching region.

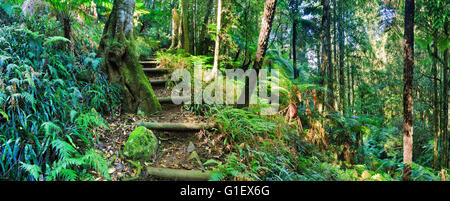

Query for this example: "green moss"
[123,126,159,161]
[98,28,162,116]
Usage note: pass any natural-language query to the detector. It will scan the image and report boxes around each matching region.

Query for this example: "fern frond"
[82,150,110,181]
[43,36,71,46]
[20,162,42,181]
[51,139,77,161]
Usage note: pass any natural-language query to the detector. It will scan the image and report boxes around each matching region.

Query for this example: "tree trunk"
[338,0,345,115]
[204,0,222,83]
[170,8,180,49]
[318,0,332,113]
[147,167,212,181]
[292,20,298,79]
[432,40,440,170]
[402,0,414,181]
[238,0,277,108]
[199,0,214,55]
[442,23,448,169]
[180,0,191,54]
[325,0,335,112]
[193,0,197,55]
[98,0,162,116]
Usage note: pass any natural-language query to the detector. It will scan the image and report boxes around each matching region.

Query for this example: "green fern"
[43,36,71,46]
[20,162,42,181]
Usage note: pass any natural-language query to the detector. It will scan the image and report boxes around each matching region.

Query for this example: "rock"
[187,141,195,153]
[21,0,51,17]
[123,126,158,161]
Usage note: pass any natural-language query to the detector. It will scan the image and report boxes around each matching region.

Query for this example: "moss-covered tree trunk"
[98,0,161,116]
[169,8,180,49]
[180,0,191,54]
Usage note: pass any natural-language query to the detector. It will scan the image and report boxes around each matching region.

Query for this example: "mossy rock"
[123,126,158,161]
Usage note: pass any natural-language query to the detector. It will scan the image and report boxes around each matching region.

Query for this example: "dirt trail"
[93,59,224,181]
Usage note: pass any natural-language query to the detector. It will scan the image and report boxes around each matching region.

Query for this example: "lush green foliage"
[0,5,120,180]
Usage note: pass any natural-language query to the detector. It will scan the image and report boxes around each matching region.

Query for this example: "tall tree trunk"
[432,40,440,169]
[318,0,332,113]
[98,0,161,116]
[180,0,191,54]
[238,0,277,107]
[199,0,214,55]
[193,0,197,55]
[170,8,180,49]
[204,0,222,82]
[292,20,298,79]
[442,23,449,169]
[338,0,345,115]
[402,0,414,181]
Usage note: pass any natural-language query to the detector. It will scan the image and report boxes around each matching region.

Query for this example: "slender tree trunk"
[338,0,345,115]
[442,23,449,169]
[98,0,161,116]
[432,40,440,169]
[402,0,414,181]
[199,0,214,55]
[193,0,197,55]
[180,0,191,54]
[170,8,180,49]
[292,20,298,79]
[238,0,277,108]
[319,0,332,113]
[204,0,222,82]
[326,0,335,112]
[351,64,355,111]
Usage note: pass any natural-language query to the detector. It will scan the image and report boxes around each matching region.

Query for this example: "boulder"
[123,126,158,161]
[22,0,51,17]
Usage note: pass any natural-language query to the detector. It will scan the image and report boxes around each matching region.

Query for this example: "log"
[157,96,191,104]
[146,167,212,181]
[149,79,169,85]
[143,68,171,73]
[139,122,217,131]
[140,60,159,68]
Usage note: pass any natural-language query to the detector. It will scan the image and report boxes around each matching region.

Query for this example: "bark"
[98,0,162,116]
[324,0,335,112]
[432,41,440,169]
[318,0,332,113]
[442,23,448,169]
[199,0,214,55]
[292,20,299,79]
[338,0,345,114]
[193,0,198,55]
[238,0,277,108]
[62,14,73,51]
[180,0,191,54]
[170,8,180,49]
[204,0,222,83]
[147,167,212,181]
[402,0,414,181]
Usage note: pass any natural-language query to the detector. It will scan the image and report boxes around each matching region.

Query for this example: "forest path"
[94,59,222,181]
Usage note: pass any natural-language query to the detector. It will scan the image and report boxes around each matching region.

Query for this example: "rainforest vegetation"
[0,0,448,181]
